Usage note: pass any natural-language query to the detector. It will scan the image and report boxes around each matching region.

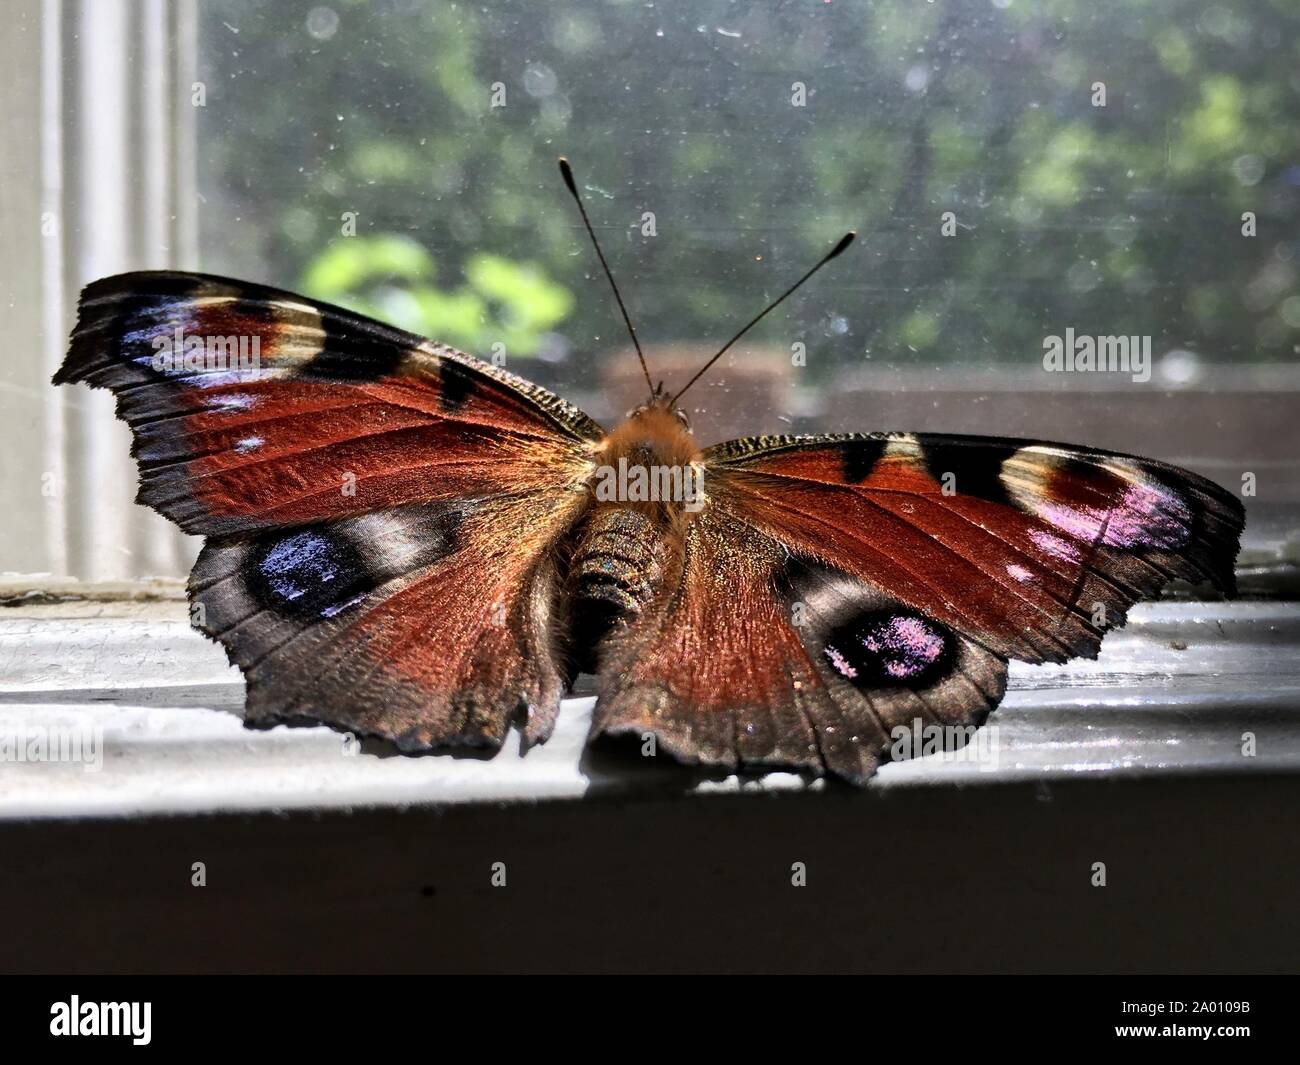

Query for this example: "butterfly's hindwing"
[587,510,1008,783]
[191,497,580,748]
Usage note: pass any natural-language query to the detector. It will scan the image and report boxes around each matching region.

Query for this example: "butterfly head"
[627,381,690,431]
[604,385,701,483]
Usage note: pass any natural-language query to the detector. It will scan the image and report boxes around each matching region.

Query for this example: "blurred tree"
[301,234,572,355]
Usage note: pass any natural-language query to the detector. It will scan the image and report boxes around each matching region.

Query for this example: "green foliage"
[300,235,572,356]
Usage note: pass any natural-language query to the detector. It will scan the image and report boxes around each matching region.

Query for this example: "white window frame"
[1,0,197,582]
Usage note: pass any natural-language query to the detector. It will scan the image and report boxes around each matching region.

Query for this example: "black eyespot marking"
[918,437,1018,506]
[437,359,479,411]
[302,309,407,381]
[838,438,888,484]
[1055,455,1133,502]
[822,608,955,690]
[247,528,375,621]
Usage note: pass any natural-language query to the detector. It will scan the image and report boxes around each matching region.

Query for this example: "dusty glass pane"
[6,0,1298,577]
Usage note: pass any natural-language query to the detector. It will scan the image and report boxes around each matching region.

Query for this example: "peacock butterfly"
[54,159,1244,784]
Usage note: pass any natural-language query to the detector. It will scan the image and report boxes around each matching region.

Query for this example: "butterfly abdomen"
[565,507,675,673]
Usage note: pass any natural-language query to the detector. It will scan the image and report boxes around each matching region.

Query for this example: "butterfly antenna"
[558,157,655,400]
[671,230,856,405]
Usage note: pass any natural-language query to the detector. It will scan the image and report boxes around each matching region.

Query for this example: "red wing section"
[589,507,1008,784]
[190,494,584,748]
[705,432,1243,664]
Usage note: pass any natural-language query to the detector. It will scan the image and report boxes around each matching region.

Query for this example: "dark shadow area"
[2,774,1296,974]
[578,727,826,793]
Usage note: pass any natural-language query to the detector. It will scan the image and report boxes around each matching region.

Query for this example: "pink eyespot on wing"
[1102,481,1193,549]
[824,610,953,689]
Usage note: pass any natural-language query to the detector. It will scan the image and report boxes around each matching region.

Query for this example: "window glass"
[7,0,1297,579]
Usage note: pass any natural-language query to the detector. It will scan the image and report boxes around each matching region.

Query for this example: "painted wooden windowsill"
[1,587,1297,819]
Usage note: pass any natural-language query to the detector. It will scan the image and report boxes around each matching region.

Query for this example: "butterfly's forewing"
[58,272,602,534]
[590,432,1243,782]
[707,433,1242,660]
[57,271,602,748]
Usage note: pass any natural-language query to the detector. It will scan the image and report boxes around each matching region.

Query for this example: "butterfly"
[54,159,1244,785]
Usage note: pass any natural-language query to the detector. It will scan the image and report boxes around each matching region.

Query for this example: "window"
[5,0,1296,581]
